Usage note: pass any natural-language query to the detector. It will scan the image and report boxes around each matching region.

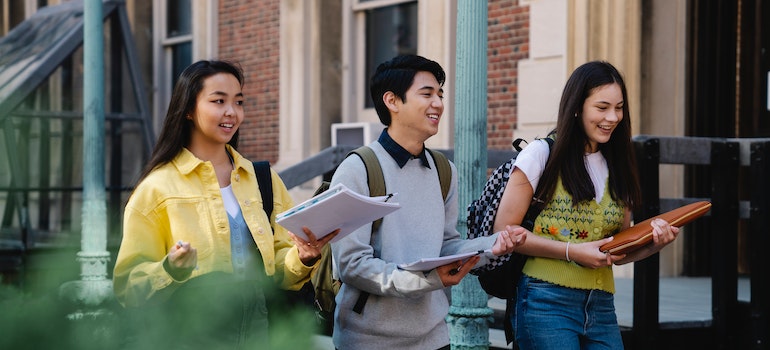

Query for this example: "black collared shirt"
[377,128,431,169]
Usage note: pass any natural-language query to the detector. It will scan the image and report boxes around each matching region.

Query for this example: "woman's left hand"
[491,225,527,256]
[612,218,681,265]
[650,218,680,251]
[290,227,340,266]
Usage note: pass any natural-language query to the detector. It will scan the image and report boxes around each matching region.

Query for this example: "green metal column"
[447,1,491,349]
[60,0,113,314]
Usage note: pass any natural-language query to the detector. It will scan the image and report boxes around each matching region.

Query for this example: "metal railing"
[2,137,768,349]
[628,135,770,350]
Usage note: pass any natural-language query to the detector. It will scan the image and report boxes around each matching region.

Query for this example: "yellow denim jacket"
[113,146,316,307]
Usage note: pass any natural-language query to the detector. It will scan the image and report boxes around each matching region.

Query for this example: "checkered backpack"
[467,134,554,345]
[467,134,555,295]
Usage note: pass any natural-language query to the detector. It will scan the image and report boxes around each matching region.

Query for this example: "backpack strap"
[344,146,452,315]
[253,161,274,224]
[426,148,451,201]
[349,146,386,196]
[349,146,386,234]
[513,131,556,152]
[512,138,528,152]
[346,146,387,314]
[542,132,556,148]
[521,135,555,231]
[350,146,452,222]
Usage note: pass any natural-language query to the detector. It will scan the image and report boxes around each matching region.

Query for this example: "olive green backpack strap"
[352,146,450,203]
[343,146,450,315]
[349,146,386,233]
[426,148,451,201]
[346,146,385,314]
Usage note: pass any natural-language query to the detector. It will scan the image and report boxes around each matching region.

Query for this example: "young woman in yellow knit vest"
[495,61,681,349]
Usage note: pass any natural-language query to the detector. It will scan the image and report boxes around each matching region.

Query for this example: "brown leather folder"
[600,201,712,255]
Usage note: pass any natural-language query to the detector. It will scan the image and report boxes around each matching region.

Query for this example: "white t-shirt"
[220,184,241,217]
[513,139,608,202]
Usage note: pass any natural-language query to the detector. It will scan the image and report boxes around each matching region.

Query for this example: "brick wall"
[487,0,529,150]
[218,0,280,163]
[216,0,528,159]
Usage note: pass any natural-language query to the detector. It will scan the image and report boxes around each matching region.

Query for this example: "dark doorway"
[684,0,770,277]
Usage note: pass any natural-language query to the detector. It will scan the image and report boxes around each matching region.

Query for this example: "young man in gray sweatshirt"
[330,54,526,350]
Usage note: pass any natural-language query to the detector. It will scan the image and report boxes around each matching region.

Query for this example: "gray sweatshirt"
[330,141,498,350]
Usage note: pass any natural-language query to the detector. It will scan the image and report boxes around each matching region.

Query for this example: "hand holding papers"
[276,183,400,243]
[398,249,492,272]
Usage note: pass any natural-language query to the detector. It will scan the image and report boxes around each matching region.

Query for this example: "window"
[345,0,418,120]
[153,0,193,129]
[1,0,42,36]
[165,0,192,87]
[364,2,418,108]
[152,0,218,129]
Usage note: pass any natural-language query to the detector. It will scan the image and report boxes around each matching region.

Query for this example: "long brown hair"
[535,61,641,211]
[135,60,244,185]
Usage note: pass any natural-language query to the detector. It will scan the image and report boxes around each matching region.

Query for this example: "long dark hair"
[535,61,641,211]
[136,60,244,185]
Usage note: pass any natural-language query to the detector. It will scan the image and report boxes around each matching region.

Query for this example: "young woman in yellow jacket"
[113,60,337,349]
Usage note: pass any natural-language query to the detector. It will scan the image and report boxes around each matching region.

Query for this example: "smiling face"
[188,72,244,150]
[387,71,444,148]
[581,83,624,153]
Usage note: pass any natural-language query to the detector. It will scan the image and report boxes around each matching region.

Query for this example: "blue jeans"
[514,275,624,350]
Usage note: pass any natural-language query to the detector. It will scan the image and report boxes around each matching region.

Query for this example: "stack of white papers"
[276,183,400,243]
[397,249,491,272]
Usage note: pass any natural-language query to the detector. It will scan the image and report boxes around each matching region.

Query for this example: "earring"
[574,112,578,118]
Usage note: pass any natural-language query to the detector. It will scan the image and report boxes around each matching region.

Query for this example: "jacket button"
[244,200,251,206]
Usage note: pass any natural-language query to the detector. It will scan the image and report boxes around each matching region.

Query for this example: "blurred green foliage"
[0,252,323,350]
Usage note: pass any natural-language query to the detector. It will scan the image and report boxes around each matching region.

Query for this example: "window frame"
[151,0,194,132]
[343,0,419,124]
[1,0,51,35]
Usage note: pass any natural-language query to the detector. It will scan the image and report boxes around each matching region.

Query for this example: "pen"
[384,193,394,202]
[449,262,463,276]
[448,250,487,275]
[175,240,198,270]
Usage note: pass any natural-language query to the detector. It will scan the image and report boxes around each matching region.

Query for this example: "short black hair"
[369,54,445,125]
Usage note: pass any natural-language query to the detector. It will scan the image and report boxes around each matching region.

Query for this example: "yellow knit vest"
[521,178,625,293]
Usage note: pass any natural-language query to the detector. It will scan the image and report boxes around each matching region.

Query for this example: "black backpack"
[254,146,451,336]
[466,134,554,344]
[252,161,317,322]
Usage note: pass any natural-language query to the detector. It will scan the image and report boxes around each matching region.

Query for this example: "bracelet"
[565,241,572,262]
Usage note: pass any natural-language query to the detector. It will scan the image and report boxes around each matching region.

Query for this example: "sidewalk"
[310,298,511,350]
[310,276,751,349]
[312,330,511,350]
